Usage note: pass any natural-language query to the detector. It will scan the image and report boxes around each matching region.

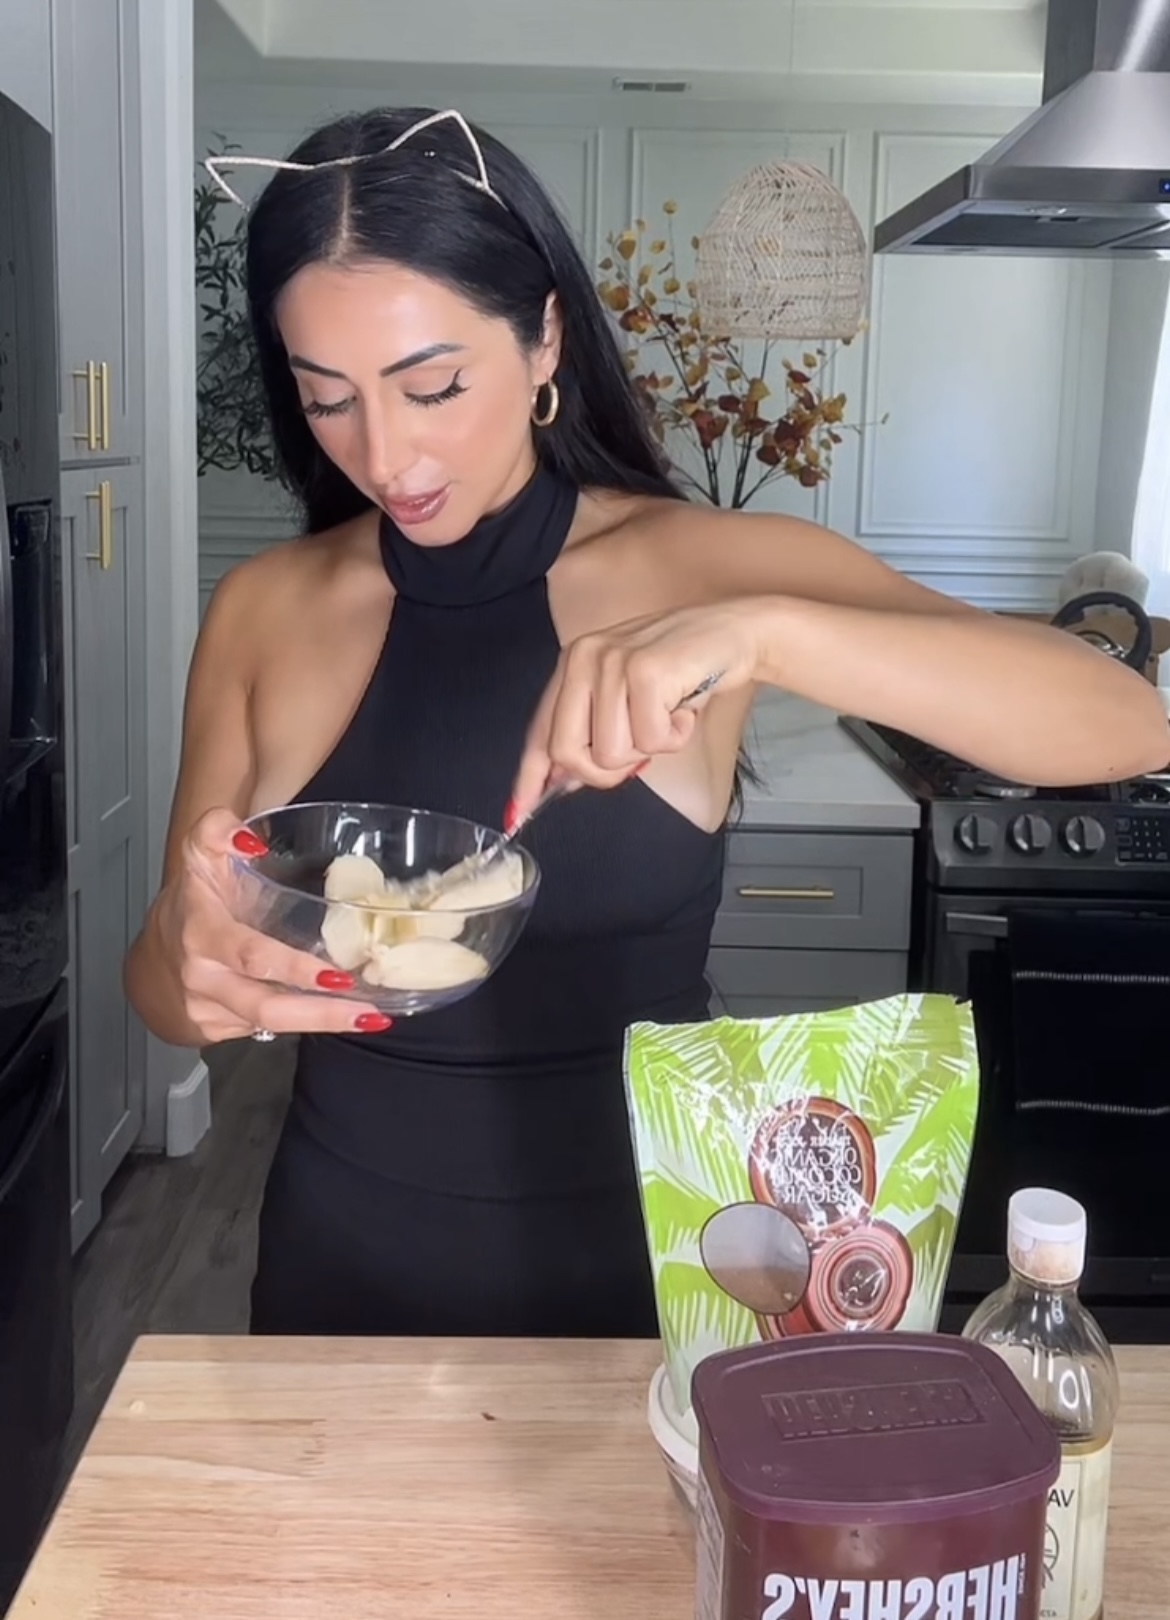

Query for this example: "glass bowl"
[225,802,540,1017]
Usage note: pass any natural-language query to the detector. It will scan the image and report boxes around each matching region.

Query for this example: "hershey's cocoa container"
[692,1333,1061,1620]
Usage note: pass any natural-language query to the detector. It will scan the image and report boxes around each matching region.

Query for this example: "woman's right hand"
[153,808,391,1044]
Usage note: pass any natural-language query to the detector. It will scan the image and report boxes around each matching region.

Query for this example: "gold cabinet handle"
[85,480,113,570]
[99,361,111,450]
[737,885,836,901]
[72,361,99,450]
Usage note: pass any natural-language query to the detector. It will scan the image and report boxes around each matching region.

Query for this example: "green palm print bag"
[623,993,980,1421]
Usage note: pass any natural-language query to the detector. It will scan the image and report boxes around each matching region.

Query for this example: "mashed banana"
[319,848,524,990]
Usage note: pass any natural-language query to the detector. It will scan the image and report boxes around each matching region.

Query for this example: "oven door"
[926,892,1170,1321]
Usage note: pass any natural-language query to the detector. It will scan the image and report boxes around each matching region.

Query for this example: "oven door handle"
[945,911,1009,939]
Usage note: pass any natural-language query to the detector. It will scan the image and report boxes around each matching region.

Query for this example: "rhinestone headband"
[203,108,505,212]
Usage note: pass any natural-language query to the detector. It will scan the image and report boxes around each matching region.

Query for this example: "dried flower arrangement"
[596,201,877,509]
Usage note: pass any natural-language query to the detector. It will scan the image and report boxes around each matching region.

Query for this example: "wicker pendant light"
[696,161,868,341]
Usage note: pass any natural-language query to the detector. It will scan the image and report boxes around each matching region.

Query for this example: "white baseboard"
[166,1060,212,1157]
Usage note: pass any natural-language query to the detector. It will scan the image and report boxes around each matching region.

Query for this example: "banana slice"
[413,912,464,942]
[368,879,423,910]
[320,901,374,971]
[368,909,458,947]
[324,853,387,902]
[361,937,489,992]
[351,884,456,945]
[428,851,525,913]
[321,850,515,977]
[360,885,408,948]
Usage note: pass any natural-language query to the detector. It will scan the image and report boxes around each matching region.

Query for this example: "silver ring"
[250,1028,277,1043]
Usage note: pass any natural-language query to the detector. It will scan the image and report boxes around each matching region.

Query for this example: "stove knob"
[1062,814,1106,856]
[1009,812,1053,855]
[955,813,997,854]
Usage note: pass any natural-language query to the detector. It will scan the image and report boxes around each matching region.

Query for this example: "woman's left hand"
[510,600,764,821]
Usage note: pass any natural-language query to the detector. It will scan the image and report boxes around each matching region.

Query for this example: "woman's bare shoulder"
[571,486,680,544]
[200,511,383,657]
[573,487,740,555]
[212,513,370,603]
[171,510,389,835]
[568,488,729,596]
[579,489,976,616]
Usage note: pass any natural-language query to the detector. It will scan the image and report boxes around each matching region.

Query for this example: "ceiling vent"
[613,77,691,93]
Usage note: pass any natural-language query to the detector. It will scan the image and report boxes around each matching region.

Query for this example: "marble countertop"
[738,690,920,831]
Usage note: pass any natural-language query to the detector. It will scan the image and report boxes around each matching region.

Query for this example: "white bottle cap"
[1008,1187,1087,1286]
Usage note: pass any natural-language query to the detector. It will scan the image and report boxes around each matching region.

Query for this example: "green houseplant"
[194,143,277,481]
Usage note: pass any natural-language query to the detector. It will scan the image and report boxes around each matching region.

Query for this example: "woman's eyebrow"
[287,342,466,381]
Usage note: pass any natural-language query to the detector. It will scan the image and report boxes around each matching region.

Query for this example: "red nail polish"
[355,1012,393,1034]
[502,798,519,836]
[232,829,269,857]
[317,969,355,992]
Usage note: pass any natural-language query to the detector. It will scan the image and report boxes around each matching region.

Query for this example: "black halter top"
[289,464,725,1202]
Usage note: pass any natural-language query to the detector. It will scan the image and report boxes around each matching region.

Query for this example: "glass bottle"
[963,1187,1119,1620]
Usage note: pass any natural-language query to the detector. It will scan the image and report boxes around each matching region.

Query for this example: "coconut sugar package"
[623,994,979,1422]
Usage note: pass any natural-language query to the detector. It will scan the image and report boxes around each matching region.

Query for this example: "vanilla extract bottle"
[963,1187,1119,1620]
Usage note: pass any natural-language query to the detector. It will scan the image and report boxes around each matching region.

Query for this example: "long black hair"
[245,107,685,534]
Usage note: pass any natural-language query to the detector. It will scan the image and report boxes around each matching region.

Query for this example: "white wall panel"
[194,81,1120,614]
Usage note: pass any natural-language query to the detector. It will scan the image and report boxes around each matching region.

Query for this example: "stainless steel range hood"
[874,0,1170,257]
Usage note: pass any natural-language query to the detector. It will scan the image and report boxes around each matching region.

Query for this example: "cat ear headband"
[203,108,505,211]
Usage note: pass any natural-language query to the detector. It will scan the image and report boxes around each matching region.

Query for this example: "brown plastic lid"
[692,1333,1061,1526]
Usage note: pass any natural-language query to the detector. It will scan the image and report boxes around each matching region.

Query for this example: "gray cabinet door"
[59,472,94,1247]
[714,830,913,952]
[705,828,913,1022]
[60,463,147,1240]
[51,0,142,464]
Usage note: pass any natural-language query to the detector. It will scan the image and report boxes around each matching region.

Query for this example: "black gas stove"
[839,715,1170,1343]
[839,716,1170,896]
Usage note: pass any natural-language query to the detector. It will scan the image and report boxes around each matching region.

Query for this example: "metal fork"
[403,669,725,910]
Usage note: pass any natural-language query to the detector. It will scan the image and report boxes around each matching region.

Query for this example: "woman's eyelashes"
[301,373,467,420]
[303,396,354,419]
[406,373,467,409]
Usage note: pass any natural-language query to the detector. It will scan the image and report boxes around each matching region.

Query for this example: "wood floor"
[65,1035,294,1475]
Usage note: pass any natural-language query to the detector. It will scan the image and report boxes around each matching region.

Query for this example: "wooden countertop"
[12,1338,1167,1619]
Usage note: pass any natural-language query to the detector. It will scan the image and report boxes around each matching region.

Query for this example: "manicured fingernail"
[317,969,355,992]
[232,829,269,857]
[502,798,520,836]
[354,1012,393,1033]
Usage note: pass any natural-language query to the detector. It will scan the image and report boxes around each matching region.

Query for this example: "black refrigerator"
[0,85,76,1611]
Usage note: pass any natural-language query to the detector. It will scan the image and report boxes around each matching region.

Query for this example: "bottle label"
[1041,1438,1112,1620]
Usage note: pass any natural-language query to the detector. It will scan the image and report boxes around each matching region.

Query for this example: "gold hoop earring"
[531,379,560,429]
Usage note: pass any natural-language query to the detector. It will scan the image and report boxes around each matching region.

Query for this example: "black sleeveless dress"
[250,466,725,1337]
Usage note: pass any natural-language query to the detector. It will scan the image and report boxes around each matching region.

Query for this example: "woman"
[127,107,1166,1337]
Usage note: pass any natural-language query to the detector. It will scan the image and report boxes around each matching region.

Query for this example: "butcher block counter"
[11,1337,1167,1620]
